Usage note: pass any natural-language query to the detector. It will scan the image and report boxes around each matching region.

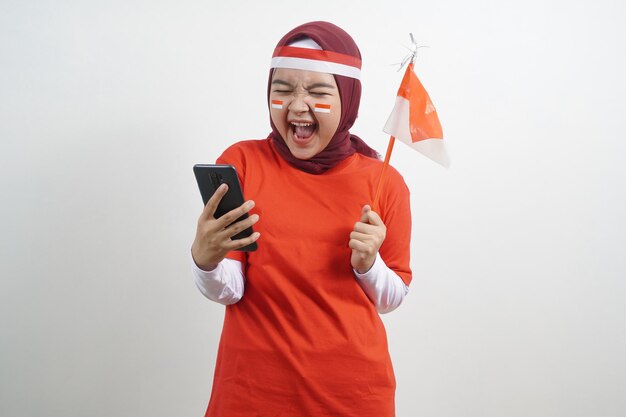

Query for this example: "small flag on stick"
[372,35,448,212]
[383,62,449,167]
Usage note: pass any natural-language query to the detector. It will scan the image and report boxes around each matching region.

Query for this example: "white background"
[1,0,625,416]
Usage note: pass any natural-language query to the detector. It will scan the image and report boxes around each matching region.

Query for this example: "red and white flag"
[314,103,331,113]
[383,63,449,167]
[271,99,284,110]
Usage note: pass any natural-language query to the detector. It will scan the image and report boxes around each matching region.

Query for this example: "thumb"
[360,205,371,223]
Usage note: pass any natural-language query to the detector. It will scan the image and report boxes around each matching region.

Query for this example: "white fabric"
[270,56,361,80]
[352,253,409,314]
[191,255,245,305]
[191,252,408,313]
[383,95,451,168]
[288,38,322,50]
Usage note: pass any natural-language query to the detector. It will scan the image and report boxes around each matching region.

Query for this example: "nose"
[288,92,309,113]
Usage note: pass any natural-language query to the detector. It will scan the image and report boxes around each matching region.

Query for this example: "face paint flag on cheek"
[271,100,284,110]
[314,103,331,113]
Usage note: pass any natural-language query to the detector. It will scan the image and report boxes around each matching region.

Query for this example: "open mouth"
[290,121,317,142]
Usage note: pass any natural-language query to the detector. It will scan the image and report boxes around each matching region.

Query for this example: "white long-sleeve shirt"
[191,252,409,313]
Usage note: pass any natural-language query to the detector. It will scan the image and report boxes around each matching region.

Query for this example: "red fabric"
[268,21,379,174]
[397,63,443,142]
[272,45,362,69]
[206,139,412,417]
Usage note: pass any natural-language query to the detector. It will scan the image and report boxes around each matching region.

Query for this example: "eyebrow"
[307,82,336,90]
[271,79,293,88]
[271,79,336,90]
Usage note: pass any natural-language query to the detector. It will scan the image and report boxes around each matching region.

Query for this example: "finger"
[215,200,255,229]
[226,232,261,251]
[201,183,228,220]
[353,221,380,235]
[349,239,377,261]
[349,231,371,242]
[365,209,385,227]
[222,214,259,239]
[349,238,369,252]
[359,204,371,223]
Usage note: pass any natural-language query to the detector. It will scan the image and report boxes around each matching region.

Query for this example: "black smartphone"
[193,164,257,252]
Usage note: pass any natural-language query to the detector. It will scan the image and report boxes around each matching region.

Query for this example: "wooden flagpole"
[372,136,396,212]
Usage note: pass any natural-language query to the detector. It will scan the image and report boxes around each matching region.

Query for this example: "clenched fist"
[349,205,386,273]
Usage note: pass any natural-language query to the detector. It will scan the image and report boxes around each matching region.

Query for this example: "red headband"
[271,45,362,79]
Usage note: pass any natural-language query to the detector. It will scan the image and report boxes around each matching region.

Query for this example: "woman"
[191,21,412,417]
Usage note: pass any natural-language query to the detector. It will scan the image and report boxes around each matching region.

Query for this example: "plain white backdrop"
[1,0,625,416]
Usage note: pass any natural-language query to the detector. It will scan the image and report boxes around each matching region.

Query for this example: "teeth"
[290,122,314,127]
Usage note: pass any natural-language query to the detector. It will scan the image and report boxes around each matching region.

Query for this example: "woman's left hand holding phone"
[191,184,261,271]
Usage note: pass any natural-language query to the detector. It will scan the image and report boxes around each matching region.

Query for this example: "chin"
[288,146,317,160]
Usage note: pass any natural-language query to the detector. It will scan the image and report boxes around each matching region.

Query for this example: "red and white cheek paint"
[314,103,331,114]
[271,100,284,110]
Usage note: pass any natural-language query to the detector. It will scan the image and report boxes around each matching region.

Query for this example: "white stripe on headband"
[270,57,361,80]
